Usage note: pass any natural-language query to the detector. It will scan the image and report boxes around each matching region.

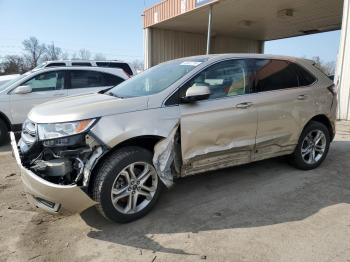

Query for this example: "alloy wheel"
[301,129,327,165]
[110,162,158,214]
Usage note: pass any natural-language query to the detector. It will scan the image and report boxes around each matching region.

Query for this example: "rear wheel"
[92,146,163,223]
[289,121,330,170]
[0,119,9,146]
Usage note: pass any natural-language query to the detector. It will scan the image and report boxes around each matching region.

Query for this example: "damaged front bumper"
[10,132,96,213]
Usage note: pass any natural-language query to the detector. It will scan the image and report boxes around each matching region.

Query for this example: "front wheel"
[289,121,330,170]
[92,146,163,223]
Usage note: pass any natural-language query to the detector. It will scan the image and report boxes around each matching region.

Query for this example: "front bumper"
[10,132,96,213]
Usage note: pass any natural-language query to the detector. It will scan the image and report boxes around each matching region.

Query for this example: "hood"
[28,93,149,123]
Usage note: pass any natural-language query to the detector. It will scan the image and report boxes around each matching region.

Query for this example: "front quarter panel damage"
[153,124,181,187]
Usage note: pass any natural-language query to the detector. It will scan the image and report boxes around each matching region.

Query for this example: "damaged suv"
[11,54,337,223]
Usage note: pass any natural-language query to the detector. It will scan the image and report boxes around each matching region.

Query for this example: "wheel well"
[0,112,12,131]
[308,115,334,140]
[87,135,164,195]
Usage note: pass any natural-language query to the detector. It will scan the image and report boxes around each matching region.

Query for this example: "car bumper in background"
[10,132,96,214]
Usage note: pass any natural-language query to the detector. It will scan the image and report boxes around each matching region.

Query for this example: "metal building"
[143,0,350,120]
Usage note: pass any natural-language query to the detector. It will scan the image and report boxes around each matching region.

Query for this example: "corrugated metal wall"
[336,0,350,120]
[146,28,263,67]
[144,0,197,28]
[149,28,206,67]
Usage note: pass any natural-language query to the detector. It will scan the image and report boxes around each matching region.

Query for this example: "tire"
[92,146,164,223]
[289,121,330,170]
[0,119,9,146]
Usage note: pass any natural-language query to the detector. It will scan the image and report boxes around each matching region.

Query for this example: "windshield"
[108,58,207,98]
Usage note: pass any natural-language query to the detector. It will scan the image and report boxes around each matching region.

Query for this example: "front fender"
[90,107,180,148]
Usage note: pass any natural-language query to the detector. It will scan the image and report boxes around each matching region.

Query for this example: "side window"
[70,70,106,89]
[103,73,125,86]
[181,59,254,100]
[255,59,299,92]
[22,71,65,92]
[293,64,317,86]
[46,62,66,67]
[71,62,92,66]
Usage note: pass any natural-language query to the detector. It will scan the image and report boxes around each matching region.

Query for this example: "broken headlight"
[37,119,96,140]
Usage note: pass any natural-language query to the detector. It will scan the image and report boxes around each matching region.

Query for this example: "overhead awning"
[145,0,343,40]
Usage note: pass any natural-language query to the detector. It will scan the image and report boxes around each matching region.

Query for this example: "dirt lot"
[0,122,350,262]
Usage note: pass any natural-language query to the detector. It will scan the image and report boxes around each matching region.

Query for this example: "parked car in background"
[0,66,129,144]
[0,74,20,86]
[35,60,136,76]
[11,54,337,223]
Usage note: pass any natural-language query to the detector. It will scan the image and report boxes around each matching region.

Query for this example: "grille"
[21,119,37,145]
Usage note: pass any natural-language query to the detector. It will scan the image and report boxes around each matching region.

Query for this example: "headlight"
[38,119,96,140]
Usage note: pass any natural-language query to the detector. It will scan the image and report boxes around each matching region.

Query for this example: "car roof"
[172,53,314,64]
[31,66,129,79]
[42,60,130,65]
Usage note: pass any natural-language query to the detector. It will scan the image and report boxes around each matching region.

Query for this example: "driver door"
[179,59,259,175]
[9,70,67,124]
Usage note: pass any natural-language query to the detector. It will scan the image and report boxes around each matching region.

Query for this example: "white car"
[0,66,129,144]
[35,60,136,76]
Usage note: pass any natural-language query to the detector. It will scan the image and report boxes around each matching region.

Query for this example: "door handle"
[297,95,308,100]
[235,102,253,109]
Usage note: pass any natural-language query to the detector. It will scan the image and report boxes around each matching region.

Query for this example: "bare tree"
[43,42,62,61]
[94,53,106,60]
[22,37,46,69]
[0,55,27,75]
[130,59,144,72]
[312,56,336,76]
[78,49,91,60]
[61,52,69,60]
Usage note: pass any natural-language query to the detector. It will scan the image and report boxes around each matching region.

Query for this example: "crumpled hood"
[28,93,149,123]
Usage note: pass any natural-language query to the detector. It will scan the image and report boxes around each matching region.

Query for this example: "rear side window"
[96,62,133,75]
[104,74,125,86]
[69,70,124,89]
[72,62,92,66]
[255,59,299,92]
[293,64,317,86]
[46,63,66,67]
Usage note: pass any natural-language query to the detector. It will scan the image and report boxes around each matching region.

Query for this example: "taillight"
[327,84,337,96]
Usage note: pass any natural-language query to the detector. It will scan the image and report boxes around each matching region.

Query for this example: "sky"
[0,0,341,63]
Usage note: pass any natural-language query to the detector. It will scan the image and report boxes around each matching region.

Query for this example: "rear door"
[67,70,125,96]
[9,70,67,124]
[253,59,316,161]
[179,59,259,174]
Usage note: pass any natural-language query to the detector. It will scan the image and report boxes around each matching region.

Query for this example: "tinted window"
[23,71,65,92]
[70,70,105,89]
[96,62,133,75]
[255,59,298,92]
[294,64,316,86]
[181,59,255,100]
[46,63,66,67]
[104,74,124,86]
[72,62,92,66]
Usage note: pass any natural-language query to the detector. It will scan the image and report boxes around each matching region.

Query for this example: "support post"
[336,0,350,120]
[206,5,213,55]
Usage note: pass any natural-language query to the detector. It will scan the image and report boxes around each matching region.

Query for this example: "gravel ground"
[0,121,350,262]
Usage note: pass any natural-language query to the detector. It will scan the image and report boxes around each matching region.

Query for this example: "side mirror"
[14,85,32,94]
[181,85,211,103]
